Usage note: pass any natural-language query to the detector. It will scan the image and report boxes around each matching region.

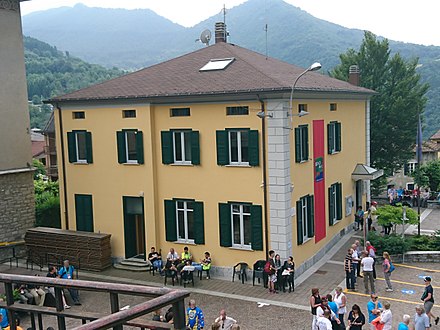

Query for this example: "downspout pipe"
[57,104,69,230]
[258,96,270,257]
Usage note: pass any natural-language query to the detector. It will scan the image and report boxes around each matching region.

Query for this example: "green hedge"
[367,231,440,255]
[35,191,61,228]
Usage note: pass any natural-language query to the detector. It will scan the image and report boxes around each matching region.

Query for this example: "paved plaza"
[0,209,439,329]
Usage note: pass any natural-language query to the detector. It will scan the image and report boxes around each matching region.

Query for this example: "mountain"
[22,0,440,138]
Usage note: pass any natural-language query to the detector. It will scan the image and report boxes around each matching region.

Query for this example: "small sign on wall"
[345,195,353,216]
[315,157,323,182]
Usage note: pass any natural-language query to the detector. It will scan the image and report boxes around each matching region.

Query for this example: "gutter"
[57,104,69,230]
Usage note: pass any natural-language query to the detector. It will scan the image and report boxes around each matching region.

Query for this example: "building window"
[75,194,94,232]
[216,129,259,166]
[330,103,337,111]
[122,110,136,118]
[328,121,342,154]
[67,130,93,164]
[164,199,205,244]
[72,111,85,119]
[170,108,191,117]
[116,130,144,164]
[298,104,307,113]
[218,202,263,250]
[199,58,235,71]
[226,106,249,116]
[404,162,417,175]
[161,130,200,165]
[328,182,342,226]
[296,195,314,245]
[294,125,309,163]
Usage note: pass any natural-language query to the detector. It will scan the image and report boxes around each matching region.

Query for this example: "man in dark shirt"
[148,247,163,275]
[421,277,439,325]
[344,248,355,290]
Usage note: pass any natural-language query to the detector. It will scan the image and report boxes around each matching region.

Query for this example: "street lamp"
[289,62,322,124]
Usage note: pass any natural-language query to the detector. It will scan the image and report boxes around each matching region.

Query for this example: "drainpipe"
[57,104,69,230]
[258,97,270,257]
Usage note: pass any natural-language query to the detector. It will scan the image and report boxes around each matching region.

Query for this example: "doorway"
[123,196,146,259]
[355,180,363,209]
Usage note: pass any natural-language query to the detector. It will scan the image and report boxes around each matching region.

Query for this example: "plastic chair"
[232,262,248,284]
[253,260,268,287]
[198,263,211,280]
[164,269,177,286]
[180,270,194,287]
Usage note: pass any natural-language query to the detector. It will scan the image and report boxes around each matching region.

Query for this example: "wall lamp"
[256,111,273,119]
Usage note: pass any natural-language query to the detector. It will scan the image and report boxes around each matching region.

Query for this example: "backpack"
[389,262,395,273]
[264,261,272,274]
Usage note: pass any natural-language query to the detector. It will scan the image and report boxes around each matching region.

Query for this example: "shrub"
[35,193,61,228]
[367,231,410,255]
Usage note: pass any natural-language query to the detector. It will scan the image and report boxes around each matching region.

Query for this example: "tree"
[32,159,46,180]
[376,204,418,235]
[332,32,429,176]
[412,160,440,191]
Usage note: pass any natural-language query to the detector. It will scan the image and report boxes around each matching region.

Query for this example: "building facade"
[0,0,35,245]
[49,35,378,277]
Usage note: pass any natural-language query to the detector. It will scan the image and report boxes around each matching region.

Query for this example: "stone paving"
[0,208,438,329]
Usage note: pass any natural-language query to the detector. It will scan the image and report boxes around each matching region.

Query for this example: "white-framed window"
[231,203,251,248]
[328,182,342,226]
[173,131,192,164]
[300,197,309,243]
[294,124,309,163]
[296,194,314,245]
[408,162,417,174]
[176,200,194,243]
[229,130,249,165]
[75,132,87,163]
[328,121,342,154]
[125,130,138,163]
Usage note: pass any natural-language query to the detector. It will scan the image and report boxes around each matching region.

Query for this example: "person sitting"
[148,247,163,275]
[177,246,192,272]
[180,260,195,284]
[201,252,212,279]
[14,284,33,304]
[58,260,81,305]
[28,274,46,307]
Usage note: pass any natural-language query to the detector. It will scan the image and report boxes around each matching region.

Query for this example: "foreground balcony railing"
[0,273,189,330]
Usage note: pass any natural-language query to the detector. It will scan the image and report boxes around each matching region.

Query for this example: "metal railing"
[0,273,189,330]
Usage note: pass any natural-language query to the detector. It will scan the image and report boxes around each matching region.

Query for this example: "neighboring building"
[31,129,46,165]
[388,129,440,190]
[48,26,379,277]
[0,0,35,243]
[43,112,59,181]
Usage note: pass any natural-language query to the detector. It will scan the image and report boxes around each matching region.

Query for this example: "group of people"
[265,250,295,294]
[152,300,239,330]
[149,246,212,284]
[354,201,378,232]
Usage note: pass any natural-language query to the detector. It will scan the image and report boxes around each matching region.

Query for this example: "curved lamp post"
[289,62,322,125]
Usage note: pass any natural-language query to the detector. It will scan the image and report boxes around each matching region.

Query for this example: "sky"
[21,0,440,47]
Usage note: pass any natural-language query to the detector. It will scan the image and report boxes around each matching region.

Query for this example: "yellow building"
[48,30,380,278]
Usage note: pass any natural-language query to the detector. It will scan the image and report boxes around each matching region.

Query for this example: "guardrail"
[0,273,189,330]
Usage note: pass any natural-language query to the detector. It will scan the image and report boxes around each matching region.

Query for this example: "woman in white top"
[380,301,392,330]
[334,286,347,329]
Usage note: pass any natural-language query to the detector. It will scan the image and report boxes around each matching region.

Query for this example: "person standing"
[267,250,277,294]
[382,252,393,292]
[354,240,363,278]
[367,294,382,330]
[334,286,347,329]
[365,241,377,279]
[421,276,439,325]
[414,306,430,330]
[58,259,81,305]
[368,202,378,232]
[214,309,237,330]
[352,244,360,281]
[398,314,411,330]
[186,299,205,330]
[347,304,365,330]
[355,206,365,231]
[316,310,333,330]
[361,251,375,294]
[379,302,392,330]
[310,288,322,330]
[345,248,355,290]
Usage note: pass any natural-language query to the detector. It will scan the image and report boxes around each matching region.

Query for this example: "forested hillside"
[24,36,125,128]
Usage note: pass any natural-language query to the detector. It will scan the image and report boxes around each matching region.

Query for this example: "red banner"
[313,120,326,243]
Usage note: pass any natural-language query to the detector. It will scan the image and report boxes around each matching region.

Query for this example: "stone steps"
[113,258,153,272]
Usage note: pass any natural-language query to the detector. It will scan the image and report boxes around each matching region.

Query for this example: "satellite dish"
[200,29,212,46]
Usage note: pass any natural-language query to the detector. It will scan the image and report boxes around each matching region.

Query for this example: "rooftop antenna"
[264,0,268,59]
[198,29,212,46]
[264,24,268,59]
[223,4,227,42]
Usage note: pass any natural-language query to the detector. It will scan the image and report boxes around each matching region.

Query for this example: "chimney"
[348,65,360,86]
[215,22,226,43]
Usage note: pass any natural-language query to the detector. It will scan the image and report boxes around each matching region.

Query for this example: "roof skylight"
[199,58,235,71]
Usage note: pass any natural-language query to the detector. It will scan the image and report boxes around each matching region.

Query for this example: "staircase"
[114,257,154,272]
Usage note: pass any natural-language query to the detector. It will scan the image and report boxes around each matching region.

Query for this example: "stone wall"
[0,171,35,248]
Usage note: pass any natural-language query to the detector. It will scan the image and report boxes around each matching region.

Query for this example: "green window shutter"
[116,131,127,164]
[67,132,76,163]
[307,195,315,238]
[136,130,144,164]
[336,122,342,152]
[249,130,260,166]
[193,201,205,244]
[160,131,173,165]
[295,127,301,162]
[216,130,229,166]
[191,131,200,165]
[164,200,177,242]
[250,205,263,251]
[328,186,335,226]
[336,182,343,220]
[296,200,303,245]
[75,194,94,232]
[303,126,309,161]
[219,203,232,247]
[327,123,334,154]
[85,131,93,164]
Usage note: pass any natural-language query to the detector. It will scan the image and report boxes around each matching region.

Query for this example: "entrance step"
[114,258,153,272]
